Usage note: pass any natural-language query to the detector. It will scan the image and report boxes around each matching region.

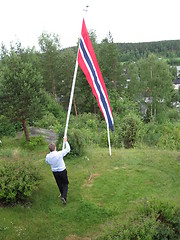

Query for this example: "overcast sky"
[0,0,180,50]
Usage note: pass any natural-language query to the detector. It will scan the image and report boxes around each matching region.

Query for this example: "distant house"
[173,78,180,90]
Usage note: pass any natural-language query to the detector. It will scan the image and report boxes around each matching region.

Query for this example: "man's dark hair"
[48,143,56,152]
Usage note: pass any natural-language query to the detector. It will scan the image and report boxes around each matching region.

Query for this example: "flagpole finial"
[83,5,89,13]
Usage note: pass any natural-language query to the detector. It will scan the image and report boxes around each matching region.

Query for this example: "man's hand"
[64,136,67,142]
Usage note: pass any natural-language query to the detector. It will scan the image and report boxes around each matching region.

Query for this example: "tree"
[99,32,120,90]
[126,62,142,102]
[138,54,174,120]
[98,32,125,113]
[75,30,100,114]
[55,48,76,111]
[0,43,46,141]
[38,32,61,97]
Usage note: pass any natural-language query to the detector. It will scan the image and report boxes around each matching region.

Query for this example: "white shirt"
[45,142,70,172]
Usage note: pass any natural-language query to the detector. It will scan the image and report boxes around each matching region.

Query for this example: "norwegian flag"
[78,18,114,131]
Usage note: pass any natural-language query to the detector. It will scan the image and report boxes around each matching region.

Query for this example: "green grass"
[0,138,180,239]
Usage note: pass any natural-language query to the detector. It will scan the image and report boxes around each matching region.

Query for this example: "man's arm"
[62,136,70,156]
[45,154,49,164]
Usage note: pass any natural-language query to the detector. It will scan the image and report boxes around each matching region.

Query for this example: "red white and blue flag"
[78,19,114,131]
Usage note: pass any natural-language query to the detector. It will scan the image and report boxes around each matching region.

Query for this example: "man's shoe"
[61,197,66,205]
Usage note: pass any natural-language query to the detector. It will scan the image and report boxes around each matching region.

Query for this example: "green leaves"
[0,159,41,204]
[0,43,47,139]
[102,199,180,239]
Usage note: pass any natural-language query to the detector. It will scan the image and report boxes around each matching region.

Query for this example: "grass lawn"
[0,138,180,240]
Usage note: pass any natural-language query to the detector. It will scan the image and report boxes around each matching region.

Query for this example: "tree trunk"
[22,118,30,142]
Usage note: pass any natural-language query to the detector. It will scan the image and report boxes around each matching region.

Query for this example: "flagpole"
[62,6,89,149]
[107,124,111,156]
[63,53,79,149]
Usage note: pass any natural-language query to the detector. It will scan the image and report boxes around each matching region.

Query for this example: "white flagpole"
[62,6,89,149]
[107,124,112,156]
[63,54,79,149]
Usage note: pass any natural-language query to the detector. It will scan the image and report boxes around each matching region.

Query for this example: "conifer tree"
[0,43,46,141]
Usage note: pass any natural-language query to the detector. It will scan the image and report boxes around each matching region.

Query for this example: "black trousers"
[53,169,69,200]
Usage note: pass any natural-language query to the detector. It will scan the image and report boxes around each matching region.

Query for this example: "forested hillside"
[70,39,180,63]
[116,40,180,62]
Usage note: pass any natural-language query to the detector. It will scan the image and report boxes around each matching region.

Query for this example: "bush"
[111,113,124,148]
[157,122,180,150]
[34,112,60,129]
[121,112,142,148]
[0,115,16,137]
[99,113,123,148]
[33,93,65,130]
[56,113,103,156]
[68,128,85,156]
[141,121,161,147]
[99,129,109,148]
[46,94,65,120]
[165,108,180,123]
[0,159,41,205]
[102,199,180,239]
[69,114,101,145]
[69,113,100,131]
[142,121,180,150]
[57,128,85,157]
[19,134,46,150]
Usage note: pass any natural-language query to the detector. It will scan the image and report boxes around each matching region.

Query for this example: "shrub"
[57,128,85,157]
[157,122,180,150]
[121,112,142,148]
[57,113,103,156]
[19,134,46,150]
[0,159,41,205]
[111,120,123,149]
[68,128,85,156]
[46,94,65,120]
[34,112,60,129]
[166,108,180,122]
[99,129,109,148]
[99,113,123,148]
[102,199,180,240]
[0,115,16,137]
[137,199,180,239]
[69,114,101,145]
[142,121,180,150]
[33,93,65,130]
[141,121,161,147]
[69,113,102,133]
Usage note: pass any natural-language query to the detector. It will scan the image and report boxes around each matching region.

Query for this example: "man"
[45,136,70,205]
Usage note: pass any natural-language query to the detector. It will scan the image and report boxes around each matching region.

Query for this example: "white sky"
[0,0,180,50]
